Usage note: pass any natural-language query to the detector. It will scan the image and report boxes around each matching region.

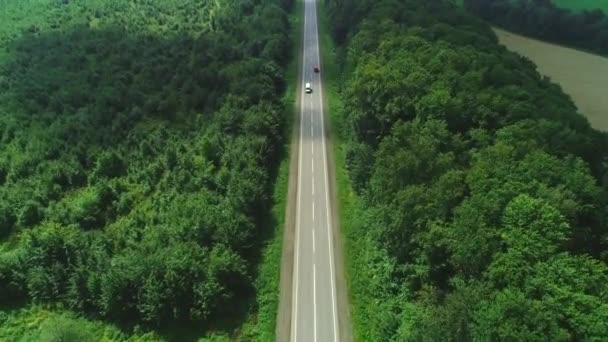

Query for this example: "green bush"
[38,315,96,342]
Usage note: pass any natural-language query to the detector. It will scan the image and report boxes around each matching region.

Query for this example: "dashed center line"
[313,263,318,342]
[311,105,315,153]
[292,1,341,341]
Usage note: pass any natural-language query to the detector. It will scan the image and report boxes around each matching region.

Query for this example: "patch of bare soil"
[494,27,608,131]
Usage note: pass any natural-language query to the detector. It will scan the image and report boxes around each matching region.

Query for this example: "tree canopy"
[0,0,292,334]
[325,0,608,340]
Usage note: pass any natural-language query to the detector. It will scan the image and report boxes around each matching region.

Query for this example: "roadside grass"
[0,307,238,342]
[239,0,303,340]
[317,4,372,342]
[239,157,291,341]
[553,0,608,12]
[0,306,162,341]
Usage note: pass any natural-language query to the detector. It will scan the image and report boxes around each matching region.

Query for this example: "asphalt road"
[290,0,340,341]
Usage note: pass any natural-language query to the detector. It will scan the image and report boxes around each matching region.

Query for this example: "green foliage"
[0,306,162,341]
[0,0,294,337]
[554,0,608,12]
[323,0,608,339]
[475,254,608,341]
[38,315,97,342]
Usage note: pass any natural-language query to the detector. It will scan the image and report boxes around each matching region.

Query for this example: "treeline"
[0,0,291,331]
[326,0,608,340]
[465,0,608,56]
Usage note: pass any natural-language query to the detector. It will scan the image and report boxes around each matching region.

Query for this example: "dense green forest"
[554,0,608,12]
[0,0,292,337]
[464,0,608,56]
[325,0,608,340]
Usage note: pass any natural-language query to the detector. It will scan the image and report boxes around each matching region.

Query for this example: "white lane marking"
[312,179,315,195]
[312,200,315,222]
[311,111,315,155]
[313,263,318,342]
[291,0,308,340]
[312,157,314,173]
[313,0,340,340]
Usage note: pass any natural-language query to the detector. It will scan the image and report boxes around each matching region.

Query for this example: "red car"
[313,65,320,73]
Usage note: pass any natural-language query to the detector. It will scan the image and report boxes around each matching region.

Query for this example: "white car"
[305,82,312,93]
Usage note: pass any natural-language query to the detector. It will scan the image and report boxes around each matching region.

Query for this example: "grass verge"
[316,4,369,342]
[239,0,303,340]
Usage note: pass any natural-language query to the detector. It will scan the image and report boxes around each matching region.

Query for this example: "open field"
[494,27,608,131]
[553,0,608,12]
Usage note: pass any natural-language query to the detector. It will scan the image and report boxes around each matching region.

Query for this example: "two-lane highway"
[290,0,340,341]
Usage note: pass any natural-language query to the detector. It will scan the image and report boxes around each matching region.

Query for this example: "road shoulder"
[316,2,353,341]
[276,0,305,339]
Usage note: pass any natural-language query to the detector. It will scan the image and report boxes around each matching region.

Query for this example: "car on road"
[305,82,312,93]
[313,65,320,73]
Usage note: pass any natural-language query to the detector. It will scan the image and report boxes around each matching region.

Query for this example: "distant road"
[494,27,608,131]
[289,0,341,341]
